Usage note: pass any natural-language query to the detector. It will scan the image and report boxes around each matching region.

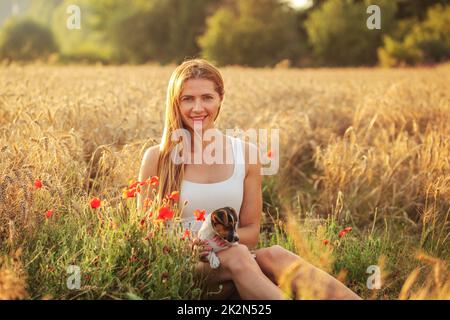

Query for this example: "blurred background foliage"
[0,0,448,66]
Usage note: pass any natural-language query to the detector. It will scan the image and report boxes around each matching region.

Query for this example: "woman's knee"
[219,244,256,275]
[255,245,302,282]
[255,245,287,264]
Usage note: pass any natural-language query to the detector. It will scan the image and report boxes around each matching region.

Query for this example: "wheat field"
[0,63,449,299]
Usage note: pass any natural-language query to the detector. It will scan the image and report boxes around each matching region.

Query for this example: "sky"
[0,0,29,25]
[288,0,313,10]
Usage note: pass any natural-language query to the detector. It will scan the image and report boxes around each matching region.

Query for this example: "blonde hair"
[156,58,225,204]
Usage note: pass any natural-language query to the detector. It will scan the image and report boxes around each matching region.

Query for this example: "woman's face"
[178,78,222,134]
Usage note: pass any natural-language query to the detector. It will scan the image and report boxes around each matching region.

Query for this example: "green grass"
[20,199,203,299]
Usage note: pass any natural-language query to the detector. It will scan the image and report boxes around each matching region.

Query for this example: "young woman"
[137,58,361,300]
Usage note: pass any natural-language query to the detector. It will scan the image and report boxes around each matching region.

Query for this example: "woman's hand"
[191,237,212,263]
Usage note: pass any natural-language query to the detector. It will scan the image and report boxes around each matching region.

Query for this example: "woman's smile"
[190,115,208,122]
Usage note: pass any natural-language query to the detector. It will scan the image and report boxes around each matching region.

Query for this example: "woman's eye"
[182,96,212,101]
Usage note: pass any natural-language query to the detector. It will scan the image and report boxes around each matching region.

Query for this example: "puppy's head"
[211,207,239,243]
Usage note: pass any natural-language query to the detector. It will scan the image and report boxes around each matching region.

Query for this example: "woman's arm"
[237,142,262,249]
[137,145,160,212]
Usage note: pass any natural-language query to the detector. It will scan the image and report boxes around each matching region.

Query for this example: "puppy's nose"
[233,234,240,242]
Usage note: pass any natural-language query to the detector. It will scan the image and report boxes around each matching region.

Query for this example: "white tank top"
[178,135,245,235]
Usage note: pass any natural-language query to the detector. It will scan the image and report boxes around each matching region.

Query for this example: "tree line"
[0,0,448,67]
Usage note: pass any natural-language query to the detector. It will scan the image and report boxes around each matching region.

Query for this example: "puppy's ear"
[225,207,238,226]
[212,208,228,226]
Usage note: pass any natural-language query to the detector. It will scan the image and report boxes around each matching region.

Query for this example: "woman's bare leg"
[254,245,361,300]
[195,262,238,299]
[195,244,285,300]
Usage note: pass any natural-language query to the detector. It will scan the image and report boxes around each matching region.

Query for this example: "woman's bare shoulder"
[139,144,160,180]
[143,144,160,159]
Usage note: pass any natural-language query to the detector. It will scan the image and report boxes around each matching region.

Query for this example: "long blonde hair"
[156,58,225,205]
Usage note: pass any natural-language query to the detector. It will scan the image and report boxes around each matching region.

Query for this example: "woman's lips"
[191,116,207,122]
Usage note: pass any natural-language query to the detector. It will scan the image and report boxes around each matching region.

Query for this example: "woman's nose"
[192,98,203,111]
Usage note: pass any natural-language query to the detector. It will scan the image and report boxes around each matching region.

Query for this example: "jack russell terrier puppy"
[197,207,240,269]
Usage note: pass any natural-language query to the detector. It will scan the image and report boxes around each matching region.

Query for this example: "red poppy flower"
[127,189,136,198]
[149,176,159,186]
[194,209,206,221]
[182,229,191,240]
[45,209,54,219]
[338,226,353,238]
[156,205,174,221]
[90,197,101,209]
[34,179,43,189]
[167,191,179,202]
[338,230,348,238]
[126,188,137,198]
[267,150,273,158]
[128,181,139,189]
[323,239,330,245]
[140,217,146,226]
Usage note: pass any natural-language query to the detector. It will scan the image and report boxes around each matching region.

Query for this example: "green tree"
[89,0,219,64]
[305,0,396,66]
[379,4,450,66]
[47,0,113,63]
[198,0,303,67]
[0,18,58,61]
[394,0,448,20]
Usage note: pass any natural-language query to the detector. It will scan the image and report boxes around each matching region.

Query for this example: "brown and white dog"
[197,207,240,269]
